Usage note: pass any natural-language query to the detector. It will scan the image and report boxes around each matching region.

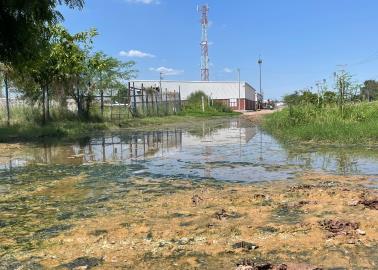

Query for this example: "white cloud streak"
[149,66,184,76]
[119,50,155,58]
[126,0,160,4]
[223,67,233,73]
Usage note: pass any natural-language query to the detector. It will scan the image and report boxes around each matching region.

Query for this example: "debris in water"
[232,241,258,251]
[358,199,378,210]
[214,209,242,220]
[347,200,359,206]
[319,219,359,237]
[192,194,203,206]
[289,184,315,191]
[59,257,103,269]
[215,209,228,220]
[34,224,73,239]
[235,259,322,270]
[89,229,108,236]
[253,194,267,200]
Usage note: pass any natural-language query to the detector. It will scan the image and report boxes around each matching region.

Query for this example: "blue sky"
[60,0,378,99]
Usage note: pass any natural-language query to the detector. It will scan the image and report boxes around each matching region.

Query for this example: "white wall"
[244,82,258,101]
[131,80,257,101]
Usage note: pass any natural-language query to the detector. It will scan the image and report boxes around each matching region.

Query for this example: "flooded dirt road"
[0,117,377,269]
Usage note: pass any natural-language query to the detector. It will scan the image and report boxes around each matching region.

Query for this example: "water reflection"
[1,118,378,182]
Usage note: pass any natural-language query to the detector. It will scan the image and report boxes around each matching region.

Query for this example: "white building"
[131,80,262,111]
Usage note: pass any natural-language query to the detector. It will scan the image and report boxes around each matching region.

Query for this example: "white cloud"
[119,50,155,58]
[223,67,233,73]
[126,0,160,4]
[149,66,184,76]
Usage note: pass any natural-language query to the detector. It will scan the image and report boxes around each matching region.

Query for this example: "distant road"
[241,108,281,124]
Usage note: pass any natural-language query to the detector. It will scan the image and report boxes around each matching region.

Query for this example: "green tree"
[90,52,136,116]
[0,0,84,66]
[47,25,97,118]
[283,90,318,106]
[360,80,378,101]
[47,26,136,118]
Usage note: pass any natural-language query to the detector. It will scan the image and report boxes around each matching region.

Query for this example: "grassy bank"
[262,101,378,144]
[0,91,240,142]
[0,112,239,142]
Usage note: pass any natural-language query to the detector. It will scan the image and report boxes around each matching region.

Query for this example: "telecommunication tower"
[198,4,209,81]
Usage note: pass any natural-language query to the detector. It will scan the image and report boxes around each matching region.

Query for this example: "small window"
[229,98,237,107]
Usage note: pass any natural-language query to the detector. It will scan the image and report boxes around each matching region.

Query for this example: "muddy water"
[0,117,377,269]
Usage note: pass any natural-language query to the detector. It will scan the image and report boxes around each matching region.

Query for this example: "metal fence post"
[155,90,159,116]
[178,86,182,113]
[132,82,137,116]
[173,90,176,115]
[141,83,145,116]
[145,88,149,116]
[165,88,168,115]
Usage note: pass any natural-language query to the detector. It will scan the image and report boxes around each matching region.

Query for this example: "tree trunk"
[42,86,46,125]
[46,85,50,121]
[4,74,10,126]
[76,84,81,117]
[100,89,104,117]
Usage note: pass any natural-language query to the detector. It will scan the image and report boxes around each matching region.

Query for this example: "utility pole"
[159,71,163,95]
[237,68,241,110]
[258,56,263,109]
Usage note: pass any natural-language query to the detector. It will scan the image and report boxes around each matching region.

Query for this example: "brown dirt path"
[241,109,280,124]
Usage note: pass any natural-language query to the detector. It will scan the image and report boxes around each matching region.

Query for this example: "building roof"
[131,80,256,91]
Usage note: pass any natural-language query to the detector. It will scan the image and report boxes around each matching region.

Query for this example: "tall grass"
[0,104,110,142]
[263,102,378,144]
[181,91,238,117]
[0,104,81,125]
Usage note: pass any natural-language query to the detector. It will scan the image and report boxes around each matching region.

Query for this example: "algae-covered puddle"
[1,117,378,269]
[1,117,378,184]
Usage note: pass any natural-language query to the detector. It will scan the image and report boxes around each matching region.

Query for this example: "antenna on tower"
[199,4,209,81]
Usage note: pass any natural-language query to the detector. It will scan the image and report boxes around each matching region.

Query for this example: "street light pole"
[258,57,263,110]
[237,68,241,110]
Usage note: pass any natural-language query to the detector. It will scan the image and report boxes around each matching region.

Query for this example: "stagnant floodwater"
[1,117,378,186]
[1,117,378,268]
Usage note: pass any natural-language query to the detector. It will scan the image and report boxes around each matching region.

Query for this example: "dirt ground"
[241,109,279,124]
[4,171,376,269]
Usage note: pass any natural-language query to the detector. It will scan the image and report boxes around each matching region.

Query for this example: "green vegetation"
[264,70,378,144]
[1,1,136,126]
[0,92,238,141]
[181,91,239,117]
[263,102,378,144]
